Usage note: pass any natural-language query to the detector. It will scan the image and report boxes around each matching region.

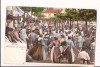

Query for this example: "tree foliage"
[78,9,96,22]
[20,7,96,22]
[20,7,45,18]
[31,7,44,13]
[20,7,44,12]
[55,8,96,22]
[33,12,45,18]
[20,7,31,12]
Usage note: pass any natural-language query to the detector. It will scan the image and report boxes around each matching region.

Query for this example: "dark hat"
[61,41,67,46]
[68,36,71,39]
[6,15,14,20]
[82,46,86,50]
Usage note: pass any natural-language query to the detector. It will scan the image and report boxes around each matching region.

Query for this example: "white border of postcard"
[1,0,100,66]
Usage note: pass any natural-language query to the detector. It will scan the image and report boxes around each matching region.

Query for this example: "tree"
[55,8,96,31]
[65,9,78,29]
[31,7,45,18]
[55,13,66,20]
[20,7,45,17]
[31,7,44,13]
[50,16,61,21]
[78,9,96,33]
[20,7,31,12]
[34,12,45,18]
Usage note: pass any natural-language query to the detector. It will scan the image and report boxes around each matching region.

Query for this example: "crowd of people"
[5,14,96,64]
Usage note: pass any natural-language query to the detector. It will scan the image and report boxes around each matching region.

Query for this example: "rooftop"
[43,9,62,13]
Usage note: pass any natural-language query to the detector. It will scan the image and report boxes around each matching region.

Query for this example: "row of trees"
[20,7,96,22]
[20,7,96,30]
[52,8,96,30]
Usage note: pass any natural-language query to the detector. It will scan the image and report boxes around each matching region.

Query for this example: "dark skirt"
[28,44,43,60]
[53,47,61,63]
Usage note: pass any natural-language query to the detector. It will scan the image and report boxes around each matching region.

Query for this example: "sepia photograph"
[5,6,96,65]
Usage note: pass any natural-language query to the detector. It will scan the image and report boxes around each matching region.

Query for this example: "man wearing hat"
[59,41,72,63]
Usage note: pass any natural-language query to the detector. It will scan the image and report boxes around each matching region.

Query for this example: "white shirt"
[68,32,73,37]
[32,26,36,30]
[24,22,27,26]
[78,51,90,60]
[65,36,68,40]
[38,37,43,41]
[14,20,18,27]
[40,29,43,34]
[91,42,95,50]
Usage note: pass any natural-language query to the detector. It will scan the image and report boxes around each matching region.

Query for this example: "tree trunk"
[70,18,72,29]
[67,19,69,24]
[72,21,73,29]
[85,20,88,34]
[30,8,32,17]
[77,20,79,30]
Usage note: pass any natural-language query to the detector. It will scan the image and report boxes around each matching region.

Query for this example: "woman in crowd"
[50,37,61,63]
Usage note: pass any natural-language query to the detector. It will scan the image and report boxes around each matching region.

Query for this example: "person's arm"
[49,41,53,47]
[41,39,45,46]
[71,41,74,48]
[83,38,85,42]
[86,53,90,61]
[7,35,12,42]
[77,52,81,59]
[14,32,22,42]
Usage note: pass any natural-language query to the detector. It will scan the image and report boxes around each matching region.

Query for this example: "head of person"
[15,27,19,32]
[61,41,68,49]
[68,36,71,40]
[39,34,43,37]
[6,15,14,23]
[54,37,58,40]
[86,34,90,37]
[68,31,71,34]
[61,35,65,38]
[82,47,86,51]
[27,27,32,33]
[21,26,24,29]
[91,37,95,42]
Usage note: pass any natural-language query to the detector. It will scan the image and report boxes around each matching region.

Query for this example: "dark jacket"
[29,32,36,45]
[62,47,72,63]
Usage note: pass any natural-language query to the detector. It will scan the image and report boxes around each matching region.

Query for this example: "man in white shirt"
[78,47,90,64]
